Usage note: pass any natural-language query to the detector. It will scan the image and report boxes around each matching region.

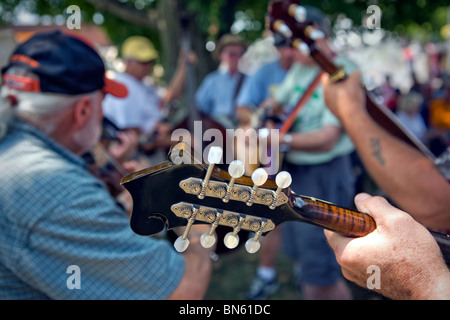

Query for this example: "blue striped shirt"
[0,118,184,299]
[195,68,243,119]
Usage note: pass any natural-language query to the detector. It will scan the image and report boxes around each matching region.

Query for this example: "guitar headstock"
[121,141,301,254]
[122,141,377,254]
[267,1,346,79]
[268,0,326,48]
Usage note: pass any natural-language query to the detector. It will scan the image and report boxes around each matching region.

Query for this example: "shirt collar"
[218,64,242,78]
[9,117,87,168]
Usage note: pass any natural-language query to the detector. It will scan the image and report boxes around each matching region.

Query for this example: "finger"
[347,71,362,83]
[354,193,401,224]
[320,73,330,86]
[353,192,372,212]
[324,229,353,258]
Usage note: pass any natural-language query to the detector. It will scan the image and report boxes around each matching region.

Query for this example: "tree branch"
[83,0,157,28]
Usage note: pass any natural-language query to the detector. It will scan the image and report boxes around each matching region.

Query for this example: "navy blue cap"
[273,33,289,47]
[2,30,127,98]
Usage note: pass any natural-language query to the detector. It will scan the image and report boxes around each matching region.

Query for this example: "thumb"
[354,193,397,224]
[324,228,353,258]
[320,72,330,85]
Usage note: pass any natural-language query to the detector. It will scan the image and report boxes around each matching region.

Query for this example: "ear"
[72,96,94,129]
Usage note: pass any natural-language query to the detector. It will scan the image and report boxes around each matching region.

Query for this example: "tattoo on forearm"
[370,137,385,166]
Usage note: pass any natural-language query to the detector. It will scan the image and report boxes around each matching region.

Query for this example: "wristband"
[281,134,292,152]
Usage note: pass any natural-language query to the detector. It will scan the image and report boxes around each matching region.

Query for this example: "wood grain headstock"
[266,0,435,159]
[121,142,376,254]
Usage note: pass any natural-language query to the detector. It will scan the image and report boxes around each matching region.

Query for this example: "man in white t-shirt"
[103,36,189,153]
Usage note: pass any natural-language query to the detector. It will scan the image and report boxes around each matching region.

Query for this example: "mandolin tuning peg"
[174,237,190,253]
[245,237,261,254]
[207,146,223,164]
[275,171,292,189]
[200,233,217,249]
[224,232,240,249]
[223,215,245,249]
[258,128,270,139]
[309,29,325,40]
[173,205,198,252]
[269,171,292,210]
[273,20,292,39]
[199,146,223,199]
[245,219,267,254]
[289,4,307,23]
[228,160,245,179]
[200,209,222,249]
[298,43,310,56]
[247,168,268,206]
[293,39,310,56]
[251,168,268,186]
[223,160,245,203]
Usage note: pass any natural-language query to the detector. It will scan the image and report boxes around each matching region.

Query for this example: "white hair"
[0,66,101,140]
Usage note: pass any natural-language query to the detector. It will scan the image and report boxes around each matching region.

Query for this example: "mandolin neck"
[291,193,450,267]
[290,193,376,237]
[307,43,435,160]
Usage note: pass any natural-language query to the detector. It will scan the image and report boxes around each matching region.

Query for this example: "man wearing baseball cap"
[102,35,190,156]
[195,33,248,129]
[0,30,213,299]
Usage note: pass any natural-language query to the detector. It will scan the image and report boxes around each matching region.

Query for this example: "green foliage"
[2,0,448,41]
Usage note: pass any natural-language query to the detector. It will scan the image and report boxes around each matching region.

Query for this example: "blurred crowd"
[0,3,449,301]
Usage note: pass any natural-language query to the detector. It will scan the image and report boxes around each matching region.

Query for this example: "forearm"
[341,108,450,229]
[163,61,187,104]
[411,270,450,300]
[288,125,341,152]
[325,194,450,300]
[236,106,253,126]
[168,226,213,300]
[168,239,212,300]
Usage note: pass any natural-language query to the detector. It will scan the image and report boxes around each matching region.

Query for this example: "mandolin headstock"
[267,0,345,78]
[121,142,377,254]
[121,142,304,254]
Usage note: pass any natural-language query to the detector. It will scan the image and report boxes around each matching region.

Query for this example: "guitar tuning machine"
[223,215,245,249]
[173,204,199,253]
[273,20,292,39]
[247,168,268,206]
[200,209,222,249]
[292,39,310,56]
[245,219,269,254]
[223,160,245,203]
[171,202,277,254]
[198,146,222,200]
[288,4,307,23]
[304,25,325,40]
[269,171,292,210]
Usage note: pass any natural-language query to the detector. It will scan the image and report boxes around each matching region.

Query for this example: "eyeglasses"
[223,50,244,58]
[137,60,155,65]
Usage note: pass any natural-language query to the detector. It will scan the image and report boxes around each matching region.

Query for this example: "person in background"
[235,33,297,300]
[428,74,450,150]
[325,192,450,300]
[396,91,427,141]
[270,6,357,300]
[102,35,190,159]
[321,71,450,300]
[236,33,297,129]
[380,75,399,113]
[322,71,450,230]
[195,33,247,129]
[0,30,213,299]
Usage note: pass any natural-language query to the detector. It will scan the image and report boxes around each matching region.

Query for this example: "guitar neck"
[290,193,376,237]
[308,44,435,160]
[364,91,435,159]
[292,193,450,267]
